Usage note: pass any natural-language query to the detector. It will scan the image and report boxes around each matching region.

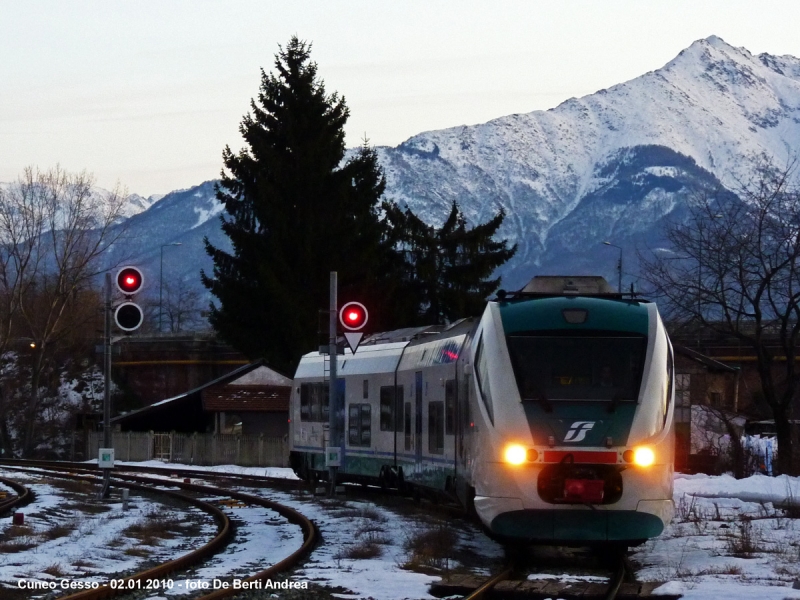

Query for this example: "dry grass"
[725,516,768,558]
[41,522,76,541]
[330,503,392,561]
[339,540,383,560]
[42,563,67,577]
[122,511,182,545]
[124,547,152,558]
[401,520,458,573]
[53,479,95,495]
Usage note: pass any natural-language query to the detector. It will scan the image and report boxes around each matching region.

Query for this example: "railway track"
[435,549,676,600]
[0,462,317,600]
[0,475,31,515]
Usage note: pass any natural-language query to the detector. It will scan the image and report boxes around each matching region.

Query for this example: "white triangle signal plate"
[344,332,364,354]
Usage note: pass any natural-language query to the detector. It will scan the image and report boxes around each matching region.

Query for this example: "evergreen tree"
[201,37,390,373]
[383,200,517,325]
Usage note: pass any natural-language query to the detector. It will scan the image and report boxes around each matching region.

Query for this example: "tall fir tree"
[382,200,517,325]
[201,37,390,373]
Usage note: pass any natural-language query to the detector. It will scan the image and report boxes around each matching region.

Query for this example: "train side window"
[348,403,371,446]
[428,401,444,454]
[474,335,495,424]
[395,386,404,432]
[300,383,329,422]
[361,404,371,446]
[300,385,310,421]
[404,402,412,451]
[445,379,456,435]
[380,386,394,431]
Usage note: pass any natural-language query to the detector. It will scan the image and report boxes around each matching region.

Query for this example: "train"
[289,275,675,546]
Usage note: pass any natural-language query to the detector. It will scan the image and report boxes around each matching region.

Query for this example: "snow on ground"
[0,469,215,597]
[635,474,800,599]
[4,463,800,599]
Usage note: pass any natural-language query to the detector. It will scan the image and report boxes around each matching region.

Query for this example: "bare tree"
[162,279,207,333]
[641,157,800,475]
[0,166,128,456]
[137,279,207,335]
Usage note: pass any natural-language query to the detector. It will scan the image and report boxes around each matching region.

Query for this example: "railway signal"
[114,266,144,331]
[339,301,368,353]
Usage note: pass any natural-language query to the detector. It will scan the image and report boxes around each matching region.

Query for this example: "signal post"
[100,266,145,498]
[326,273,368,496]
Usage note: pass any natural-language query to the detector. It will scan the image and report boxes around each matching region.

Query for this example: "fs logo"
[563,421,596,443]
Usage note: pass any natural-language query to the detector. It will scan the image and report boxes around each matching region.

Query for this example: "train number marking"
[563,421,595,442]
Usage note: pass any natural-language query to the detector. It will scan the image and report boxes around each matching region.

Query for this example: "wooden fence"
[87,432,289,467]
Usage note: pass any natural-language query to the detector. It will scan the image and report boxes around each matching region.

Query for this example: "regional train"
[289,276,675,546]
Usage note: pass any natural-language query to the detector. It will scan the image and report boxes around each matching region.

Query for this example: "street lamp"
[603,241,622,293]
[160,242,182,333]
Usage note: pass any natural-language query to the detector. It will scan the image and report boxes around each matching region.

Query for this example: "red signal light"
[339,301,368,331]
[116,266,143,295]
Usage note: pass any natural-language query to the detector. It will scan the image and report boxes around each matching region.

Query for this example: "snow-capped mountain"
[114,36,800,294]
[375,35,800,288]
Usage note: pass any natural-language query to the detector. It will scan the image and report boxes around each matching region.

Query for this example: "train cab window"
[474,335,495,424]
[663,344,674,428]
[507,334,646,403]
[348,403,371,446]
[300,383,329,422]
[445,379,456,435]
[429,401,444,454]
[380,385,404,432]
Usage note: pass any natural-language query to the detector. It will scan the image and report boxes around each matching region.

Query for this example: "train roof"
[294,319,476,380]
[498,295,651,336]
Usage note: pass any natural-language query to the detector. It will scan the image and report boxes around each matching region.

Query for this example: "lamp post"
[603,241,622,293]
[159,242,182,333]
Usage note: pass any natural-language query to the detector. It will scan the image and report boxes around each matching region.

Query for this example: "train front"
[468,290,675,546]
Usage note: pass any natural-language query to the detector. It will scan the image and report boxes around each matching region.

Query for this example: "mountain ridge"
[32,35,800,300]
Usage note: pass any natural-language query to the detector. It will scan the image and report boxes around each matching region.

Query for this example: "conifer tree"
[201,38,390,372]
[382,201,517,325]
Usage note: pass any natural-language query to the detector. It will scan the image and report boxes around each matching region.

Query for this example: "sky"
[4,1,800,197]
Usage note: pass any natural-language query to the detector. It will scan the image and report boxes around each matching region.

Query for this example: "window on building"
[300,383,329,422]
[676,374,691,406]
[348,403,371,446]
[445,379,456,435]
[429,401,444,454]
[675,373,691,424]
[709,391,721,407]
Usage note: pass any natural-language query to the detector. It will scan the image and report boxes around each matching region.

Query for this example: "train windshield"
[506,334,647,402]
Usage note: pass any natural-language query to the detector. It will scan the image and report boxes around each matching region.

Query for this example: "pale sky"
[3,1,800,197]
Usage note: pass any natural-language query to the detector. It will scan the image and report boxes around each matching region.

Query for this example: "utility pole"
[603,241,623,293]
[328,271,338,496]
[159,242,182,333]
[100,273,112,498]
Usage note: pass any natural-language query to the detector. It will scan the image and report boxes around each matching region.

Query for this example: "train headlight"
[632,447,655,467]
[504,444,527,465]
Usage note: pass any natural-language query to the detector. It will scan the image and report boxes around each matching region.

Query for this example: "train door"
[415,371,423,463]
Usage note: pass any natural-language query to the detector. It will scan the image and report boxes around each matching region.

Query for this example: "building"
[111,360,292,437]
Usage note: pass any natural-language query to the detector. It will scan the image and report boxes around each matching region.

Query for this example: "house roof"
[202,385,290,412]
[674,345,739,373]
[111,360,291,429]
